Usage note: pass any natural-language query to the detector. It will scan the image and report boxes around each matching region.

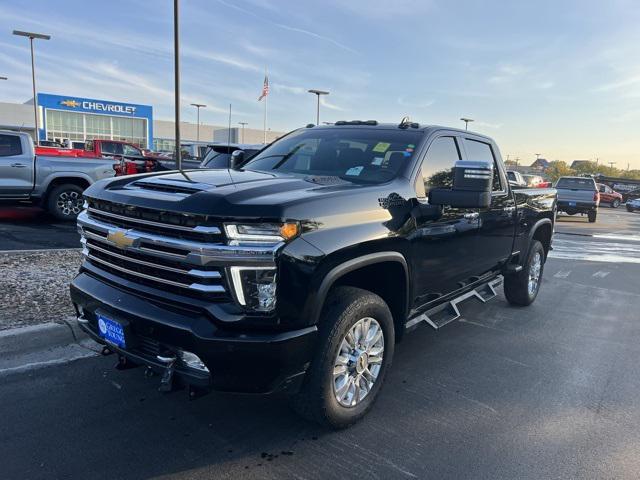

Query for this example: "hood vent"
[132,179,212,195]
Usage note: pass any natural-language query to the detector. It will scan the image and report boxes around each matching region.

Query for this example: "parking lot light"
[13,30,51,146]
[308,89,329,125]
[460,117,474,130]
[0,76,7,80]
[190,103,206,142]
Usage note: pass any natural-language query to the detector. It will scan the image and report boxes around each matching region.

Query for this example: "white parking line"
[549,238,640,264]
[554,270,572,278]
[592,271,611,278]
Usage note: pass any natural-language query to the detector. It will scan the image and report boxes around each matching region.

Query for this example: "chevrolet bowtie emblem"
[106,229,136,249]
[60,99,80,108]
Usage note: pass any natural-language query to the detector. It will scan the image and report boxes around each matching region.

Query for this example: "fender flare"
[309,251,410,324]
[41,173,93,197]
[526,217,554,256]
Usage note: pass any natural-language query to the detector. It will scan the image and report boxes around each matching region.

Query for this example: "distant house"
[570,160,592,169]
[530,158,550,171]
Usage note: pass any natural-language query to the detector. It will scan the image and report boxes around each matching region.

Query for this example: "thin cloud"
[320,97,344,111]
[215,0,357,54]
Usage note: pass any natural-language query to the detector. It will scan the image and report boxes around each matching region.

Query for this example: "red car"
[597,183,623,208]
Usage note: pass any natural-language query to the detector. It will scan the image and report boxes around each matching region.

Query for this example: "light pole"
[173,0,182,170]
[308,89,329,125]
[190,103,206,142]
[608,161,616,170]
[535,153,541,160]
[13,30,50,146]
[460,117,473,130]
[238,122,248,143]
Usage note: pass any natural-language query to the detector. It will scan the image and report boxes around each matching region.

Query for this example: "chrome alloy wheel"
[333,317,384,407]
[528,251,542,295]
[56,190,83,217]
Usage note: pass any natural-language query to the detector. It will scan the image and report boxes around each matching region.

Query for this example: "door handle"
[10,163,27,168]
[463,212,479,220]
[504,206,516,215]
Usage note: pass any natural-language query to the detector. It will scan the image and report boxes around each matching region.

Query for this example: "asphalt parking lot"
[1,208,639,479]
[0,205,80,250]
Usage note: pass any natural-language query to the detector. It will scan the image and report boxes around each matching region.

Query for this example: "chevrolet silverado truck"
[0,130,116,220]
[555,176,599,222]
[71,121,557,428]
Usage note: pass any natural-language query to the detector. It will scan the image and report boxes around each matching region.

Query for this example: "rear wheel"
[46,184,84,221]
[504,240,545,306]
[291,286,394,429]
[612,199,620,208]
[588,210,597,223]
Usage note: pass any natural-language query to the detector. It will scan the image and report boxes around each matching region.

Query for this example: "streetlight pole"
[238,122,248,143]
[190,103,206,142]
[173,0,182,171]
[308,89,329,125]
[13,30,50,146]
[460,117,473,130]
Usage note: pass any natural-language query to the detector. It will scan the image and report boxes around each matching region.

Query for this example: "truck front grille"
[80,200,230,300]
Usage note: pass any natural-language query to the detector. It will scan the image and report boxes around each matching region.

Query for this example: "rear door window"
[464,138,502,191]
[0,134,23,156]
[556,178,596,190]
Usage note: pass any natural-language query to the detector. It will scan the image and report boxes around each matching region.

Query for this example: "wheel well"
[532,223,553,258]
[330,261,408,341]
[44,177,90,200]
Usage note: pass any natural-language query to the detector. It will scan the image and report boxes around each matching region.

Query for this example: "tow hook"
[115,354,137,371]
[101,346,113,356]
[157,355,176,393]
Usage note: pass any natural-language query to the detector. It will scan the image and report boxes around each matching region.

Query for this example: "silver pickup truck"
[555,176,600,222]
[0,130,116,220]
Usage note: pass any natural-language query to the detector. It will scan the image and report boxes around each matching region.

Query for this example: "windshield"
[556,178,596,190]
[244,128,422,184]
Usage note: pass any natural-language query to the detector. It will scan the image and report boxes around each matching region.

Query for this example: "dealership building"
[0,92,284,151]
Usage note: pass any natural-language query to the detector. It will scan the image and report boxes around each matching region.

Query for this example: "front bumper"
[70,272,317,394]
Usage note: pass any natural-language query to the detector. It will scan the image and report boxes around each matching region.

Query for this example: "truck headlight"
[229,267,277,311]
[224,222,299,246]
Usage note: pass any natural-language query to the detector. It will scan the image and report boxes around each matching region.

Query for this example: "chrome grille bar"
[83,252,225,294]
[87,207,221,234]
[83,239,222,279]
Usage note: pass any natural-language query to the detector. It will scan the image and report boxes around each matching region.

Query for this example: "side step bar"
[406,276,503,330]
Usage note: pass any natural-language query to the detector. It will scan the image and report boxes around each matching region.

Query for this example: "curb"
[0,321,99,376]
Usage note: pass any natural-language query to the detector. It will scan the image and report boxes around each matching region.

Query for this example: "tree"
[545,160,574,182]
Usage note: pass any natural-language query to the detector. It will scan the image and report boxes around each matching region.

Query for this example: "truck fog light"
[178,350,209,373]
[229,267,277,311]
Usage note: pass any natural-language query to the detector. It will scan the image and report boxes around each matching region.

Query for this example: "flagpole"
[262,67,269,143]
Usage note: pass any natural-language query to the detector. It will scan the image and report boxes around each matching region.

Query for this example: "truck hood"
[83,168,398,220]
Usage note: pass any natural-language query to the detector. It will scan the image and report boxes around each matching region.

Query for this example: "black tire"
[504,240,545,307]
[612,199,620,208]
[588,211,597,223]
[291,286,395,429]
[46,184,84,221]
[627,206,634,213]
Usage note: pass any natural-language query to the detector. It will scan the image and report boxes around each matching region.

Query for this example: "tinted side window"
[0,134,23,157]
[464,139,502,191]
[417,136,461,197]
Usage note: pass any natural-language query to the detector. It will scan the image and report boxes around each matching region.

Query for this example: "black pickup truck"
[71,121,557,428]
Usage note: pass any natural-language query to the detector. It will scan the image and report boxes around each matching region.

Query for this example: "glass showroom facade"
[37,93,153,148]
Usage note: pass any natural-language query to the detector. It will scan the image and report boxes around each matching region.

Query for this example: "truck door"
[0,133,34,198]
[410,135,481,305]
[464,138,517,275]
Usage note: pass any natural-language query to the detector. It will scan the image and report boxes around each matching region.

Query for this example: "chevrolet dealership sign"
[59,98,137,114]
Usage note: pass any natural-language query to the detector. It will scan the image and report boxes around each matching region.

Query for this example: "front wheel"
[291,286,394,429]
[46,184,85,221]
[504,240,545,306]
[612,199,620,208]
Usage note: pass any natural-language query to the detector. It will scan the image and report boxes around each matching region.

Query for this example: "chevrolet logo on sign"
[106,229,137,249]
[60,99,81,108]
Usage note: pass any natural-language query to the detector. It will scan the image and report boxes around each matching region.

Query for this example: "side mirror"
[230,149,245,170]
[429,160,493,208]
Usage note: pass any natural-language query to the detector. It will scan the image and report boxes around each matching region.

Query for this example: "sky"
[1,0,640,168]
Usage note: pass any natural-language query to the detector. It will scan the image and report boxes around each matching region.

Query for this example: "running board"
[406,276,503,330]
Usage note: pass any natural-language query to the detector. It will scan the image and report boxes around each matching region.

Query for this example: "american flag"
[258,74,269,101]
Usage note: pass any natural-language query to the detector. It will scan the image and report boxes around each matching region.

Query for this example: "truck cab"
[71,121,556,428]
